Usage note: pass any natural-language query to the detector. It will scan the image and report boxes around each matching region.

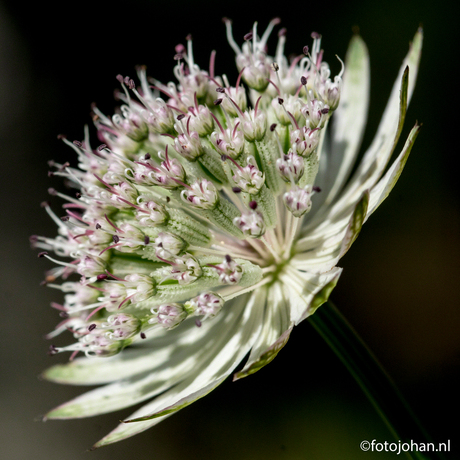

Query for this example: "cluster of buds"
[34,18,344,360]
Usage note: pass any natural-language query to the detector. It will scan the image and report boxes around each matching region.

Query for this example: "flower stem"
[309,302,446,460]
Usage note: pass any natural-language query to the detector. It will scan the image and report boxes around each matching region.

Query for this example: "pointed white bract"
[33,20,422,447]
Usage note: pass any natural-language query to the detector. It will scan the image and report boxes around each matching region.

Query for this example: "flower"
[33,19,422,448]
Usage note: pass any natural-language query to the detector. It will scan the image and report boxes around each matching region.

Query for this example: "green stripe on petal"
[234,326,293,380]
[324,29,422,219]
[366,123,421,219]
[340,190,369,257]
[280,267,343,324]
[126,376,225,422]
[307,271,342,317]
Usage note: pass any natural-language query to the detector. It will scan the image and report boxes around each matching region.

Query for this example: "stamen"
[235,67,245,88]
[222,18,241,54]
[104,214,123,233]
[209,50,216,79]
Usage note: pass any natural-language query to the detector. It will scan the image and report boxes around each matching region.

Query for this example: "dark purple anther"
[88,323,97,331]
[144,153,151,160]
[112,235,120,244]
[177,114,186,121]
[301,76,307,86]
[244,32,253,41]
[232,187,242,193]
[140,332,146,339]
[303,46,309,55]
[278,97,284,105]
[214,98,223,105]
[97,274,108,281]
[216,87,225,93]
[270,123,277,132]
[38,252,48,258]
[48,345,58,356]
[144,236,150,245]
[195,319,202,327]
[249,201,258,210]
[60,216,70,222]
[312,186,322,192]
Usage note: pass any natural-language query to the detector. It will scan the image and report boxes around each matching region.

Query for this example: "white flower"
[34,19,422,448]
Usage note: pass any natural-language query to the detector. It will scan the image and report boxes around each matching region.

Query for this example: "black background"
[0,0,458,458]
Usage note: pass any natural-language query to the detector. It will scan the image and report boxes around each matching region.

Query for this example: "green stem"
[309,302,446,460]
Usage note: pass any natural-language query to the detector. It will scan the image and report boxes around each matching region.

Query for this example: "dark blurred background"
[1,0,458,459]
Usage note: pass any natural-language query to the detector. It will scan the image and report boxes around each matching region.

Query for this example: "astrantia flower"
[33,19,422,448]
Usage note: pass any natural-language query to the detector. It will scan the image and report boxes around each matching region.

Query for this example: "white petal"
[93,292,263,447]
[234,284,292,380]
[366,123,421,219]
[295,192,369,271]
[336,29,422,208]
[280,266,343,324]
[42,324,196,386]
[304,29,422,235]
[319,35,370,208]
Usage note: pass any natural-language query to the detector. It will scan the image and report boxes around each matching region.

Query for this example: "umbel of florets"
[33,18,422,448]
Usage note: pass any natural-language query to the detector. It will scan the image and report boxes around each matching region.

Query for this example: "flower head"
[35,20,422,448]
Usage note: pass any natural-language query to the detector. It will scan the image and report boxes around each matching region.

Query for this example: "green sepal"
[203,197,244,238]
[255,138,283,195]
[109,255,163,277]
[138,258,262,308]
[299,151,320,187]
[248,185,276,228]
[166,208,212,247]
[199,142,229,185]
